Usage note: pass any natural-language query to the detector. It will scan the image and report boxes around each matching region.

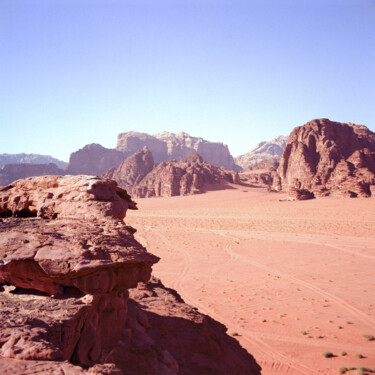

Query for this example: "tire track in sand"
[154,230,319,375]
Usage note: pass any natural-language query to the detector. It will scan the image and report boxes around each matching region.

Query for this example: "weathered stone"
[0,175,136,220]
[272,119,375,198]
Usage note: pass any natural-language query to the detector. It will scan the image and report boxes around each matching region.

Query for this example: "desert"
[126,185,375,375]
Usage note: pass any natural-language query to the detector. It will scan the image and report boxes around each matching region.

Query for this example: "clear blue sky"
[1,0,374,162]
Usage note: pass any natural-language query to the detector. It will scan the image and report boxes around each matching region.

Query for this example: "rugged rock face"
[0,153,67,169]
[235,136,287,170]
[104,147,155,188]
[0,163,65,186]
[65,144,126,176]
[116,132,168,164]
[116,131,239,170]
[106,151,240,198]
[272,119,375,198]
[0,175,136,220]
[0,175,261,374]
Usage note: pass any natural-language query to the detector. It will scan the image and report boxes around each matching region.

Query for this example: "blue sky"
[1,0,375,162]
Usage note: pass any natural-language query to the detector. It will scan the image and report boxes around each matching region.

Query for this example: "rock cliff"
[0,163,64,186]
[235,136,287,170]
[272,119,375,198]
[0,175,261,374]
[65,143,126,176]
[116,131,239,170]
[104,149,240,198]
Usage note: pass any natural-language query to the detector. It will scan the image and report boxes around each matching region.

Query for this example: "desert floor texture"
[126,185,375,375]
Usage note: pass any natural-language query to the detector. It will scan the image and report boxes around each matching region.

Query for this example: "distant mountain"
[103,148,240,198]
[0,153,67,169]
[0,163,64,186]
[117,131,240,171]
[65,143,126,175]
[235,136,288,170]
[66,131,240,176]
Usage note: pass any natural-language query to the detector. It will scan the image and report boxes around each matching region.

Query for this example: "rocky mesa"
[272,118,375,198]
[104,148,240,198]
[0,175,261,374]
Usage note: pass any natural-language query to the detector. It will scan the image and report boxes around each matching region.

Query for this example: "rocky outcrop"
[104,147,154,188]
[0,175,261,374]
[272,119,375,198]
[106,150,240,198]
[0,163,65,186]
[65,144,126,176]
[0,153,67,169]
[0,175,136,220]
[116,132,168,164]
[235,136,287,170]
[116,131,239,170]
[239,171,273,187]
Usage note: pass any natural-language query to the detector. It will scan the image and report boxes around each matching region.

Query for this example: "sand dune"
[126,185,375,375]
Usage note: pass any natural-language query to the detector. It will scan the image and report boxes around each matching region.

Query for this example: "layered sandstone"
[65,144,126,176]
[272,119,375,198]
[105,150,240,198]
[0,163,64,186]
[0,175,261,374]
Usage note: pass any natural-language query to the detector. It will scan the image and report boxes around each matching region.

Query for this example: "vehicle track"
[153,230,320,375]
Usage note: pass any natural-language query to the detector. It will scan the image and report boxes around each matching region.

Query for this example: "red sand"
[126,185,375,375]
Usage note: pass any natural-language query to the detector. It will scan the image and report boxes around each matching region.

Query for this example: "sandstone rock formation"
[0,153,67,169]
[105,149,240,198]
[116,132,168,164]
[239,171,273,187]
[116,130,239,170]
[0,175,261,374]
[235,135,287,170]
[272,119,375,198]
[65,143,126,176]
[0,163,65,186]
[0,175,136,220]
[104,147,155,189]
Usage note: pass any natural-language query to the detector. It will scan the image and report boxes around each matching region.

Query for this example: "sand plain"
[126,185,375,375]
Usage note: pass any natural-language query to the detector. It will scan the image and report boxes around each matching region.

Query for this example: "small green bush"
[322,352,334,358]
[364,334,374,341]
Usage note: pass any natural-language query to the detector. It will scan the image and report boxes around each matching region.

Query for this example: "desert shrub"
[364,334,374,341]
[322,352,334,358]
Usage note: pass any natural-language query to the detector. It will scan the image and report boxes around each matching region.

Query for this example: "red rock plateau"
[0,175,261,374]
[272,119,375,199]
[127,186,375,375]
[0,163,64,186]
[104,148,240,198]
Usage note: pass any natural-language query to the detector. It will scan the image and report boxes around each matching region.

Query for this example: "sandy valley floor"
[126,185,375,375]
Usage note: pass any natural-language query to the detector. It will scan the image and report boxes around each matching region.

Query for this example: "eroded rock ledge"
[0,175,261,374]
